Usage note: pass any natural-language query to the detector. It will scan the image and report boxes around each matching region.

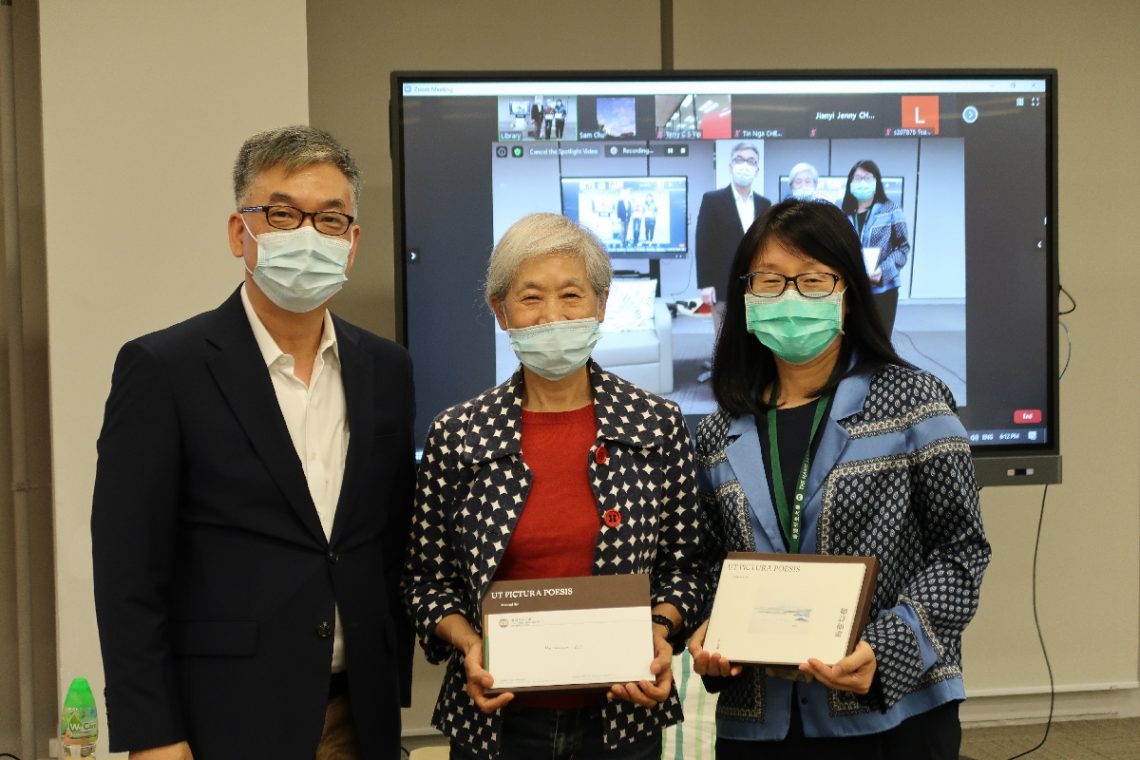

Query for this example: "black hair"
[840,159,890,214]
[710,198,912,417]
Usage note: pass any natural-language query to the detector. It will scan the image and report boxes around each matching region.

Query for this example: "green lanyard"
[765,384,830,553]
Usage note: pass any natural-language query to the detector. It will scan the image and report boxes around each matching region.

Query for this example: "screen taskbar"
[967,428,1047,446]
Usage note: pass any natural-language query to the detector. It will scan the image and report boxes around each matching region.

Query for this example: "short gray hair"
[232,125,361,208]
[789,162,819,185]
[485,213,612,306]
[731,142,759,158]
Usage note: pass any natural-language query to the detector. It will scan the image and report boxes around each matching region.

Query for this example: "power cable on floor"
[1005,483,1054,759]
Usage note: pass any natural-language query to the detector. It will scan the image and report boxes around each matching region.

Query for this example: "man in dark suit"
[615,189,633,244]
[695,142,772,302]
[92,126,415,759]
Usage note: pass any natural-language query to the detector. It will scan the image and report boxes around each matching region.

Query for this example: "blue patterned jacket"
[403,362,706,757]
[849,200,910,294]
[695,364,990,739]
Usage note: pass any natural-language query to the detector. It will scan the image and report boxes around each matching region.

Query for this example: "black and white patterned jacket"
[403,361,706,757]
[696,364,991,736]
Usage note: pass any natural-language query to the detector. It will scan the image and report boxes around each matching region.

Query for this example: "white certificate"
[862,245,881,274]
[482,574,654,693]
[704,553,878,666]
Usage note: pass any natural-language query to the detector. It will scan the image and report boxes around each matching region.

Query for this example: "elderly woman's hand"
[799,640,877,695]
[688,618,743,678]
[436,613,514,714]
[461,637,515,714]
[609,632,673,706]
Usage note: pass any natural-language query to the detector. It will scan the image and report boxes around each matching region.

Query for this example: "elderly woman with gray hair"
[403,212,706,760]
[788,161,820,199]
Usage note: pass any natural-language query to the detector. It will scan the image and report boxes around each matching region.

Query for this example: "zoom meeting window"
[396,76,1054,456]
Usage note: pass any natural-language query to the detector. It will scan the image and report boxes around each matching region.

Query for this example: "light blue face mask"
[244,221,351,313]
[506,317,601,382]
[744,290,844,364]
[850,180,877,202]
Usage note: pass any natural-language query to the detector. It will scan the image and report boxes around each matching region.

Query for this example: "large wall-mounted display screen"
[391,71,1059,485]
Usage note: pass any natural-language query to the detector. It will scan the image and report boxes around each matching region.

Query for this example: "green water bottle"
[60,677,98,758]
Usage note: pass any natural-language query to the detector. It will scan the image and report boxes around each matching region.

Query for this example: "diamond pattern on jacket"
[403,362,707,758]
[695,364,990,721]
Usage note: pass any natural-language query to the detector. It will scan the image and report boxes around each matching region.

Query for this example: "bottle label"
[61,706,98,742]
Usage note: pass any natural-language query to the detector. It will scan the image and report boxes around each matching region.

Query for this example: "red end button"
[1013,409,1042,424]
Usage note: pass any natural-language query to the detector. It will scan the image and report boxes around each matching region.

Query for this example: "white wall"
[39,2,309,756]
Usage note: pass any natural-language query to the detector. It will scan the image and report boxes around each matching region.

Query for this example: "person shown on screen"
[695,142,773,304]
[543,100,555,139]
[616,188,633,244]
[631,194,644,246]
[788,162,820,200]
[531,99,543,140]
[554,98,567,139]
[91,126,416,759]
[841,159,911,337]
[403,212,706,760]
[643,193,658,243]
[688,199,990,760]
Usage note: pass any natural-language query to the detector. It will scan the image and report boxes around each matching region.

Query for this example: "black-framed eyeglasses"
[741,271,843,298]
[730,156,759,167]
[240,205,355,236]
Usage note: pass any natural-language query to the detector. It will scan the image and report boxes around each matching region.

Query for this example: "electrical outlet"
[47,736,62,759]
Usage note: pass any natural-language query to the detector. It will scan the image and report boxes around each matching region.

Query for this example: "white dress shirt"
[240,285,350,672]
[734,188,757,232]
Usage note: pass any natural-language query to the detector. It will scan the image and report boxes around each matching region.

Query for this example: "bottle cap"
[64,677,96,708]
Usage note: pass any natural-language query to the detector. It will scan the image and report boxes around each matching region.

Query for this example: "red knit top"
[495,404,602,708]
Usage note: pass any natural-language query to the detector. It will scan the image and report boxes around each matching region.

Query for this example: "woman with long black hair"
[841,159,910,337]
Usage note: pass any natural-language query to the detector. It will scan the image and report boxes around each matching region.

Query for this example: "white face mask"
[506,317,601,381]
[731,164,757,187]
[243,222,351,313]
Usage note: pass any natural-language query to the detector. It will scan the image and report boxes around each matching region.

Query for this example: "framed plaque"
[704,553,879,665]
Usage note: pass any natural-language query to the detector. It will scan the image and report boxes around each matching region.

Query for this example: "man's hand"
[799,640,877,695]
[687,618,743,678]
[129,741,193,760]
[609,632,673,706]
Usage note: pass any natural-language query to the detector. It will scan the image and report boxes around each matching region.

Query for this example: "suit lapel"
[205,289,327,546]
[329,319,373,546]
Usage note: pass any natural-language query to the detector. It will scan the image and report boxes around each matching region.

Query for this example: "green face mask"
[744,290,844,364]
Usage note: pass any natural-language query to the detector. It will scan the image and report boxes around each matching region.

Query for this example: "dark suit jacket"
[92,288,415,758]
[695,185,772,298]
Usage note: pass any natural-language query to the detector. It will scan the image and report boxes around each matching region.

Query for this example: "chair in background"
[593,278,673,394]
